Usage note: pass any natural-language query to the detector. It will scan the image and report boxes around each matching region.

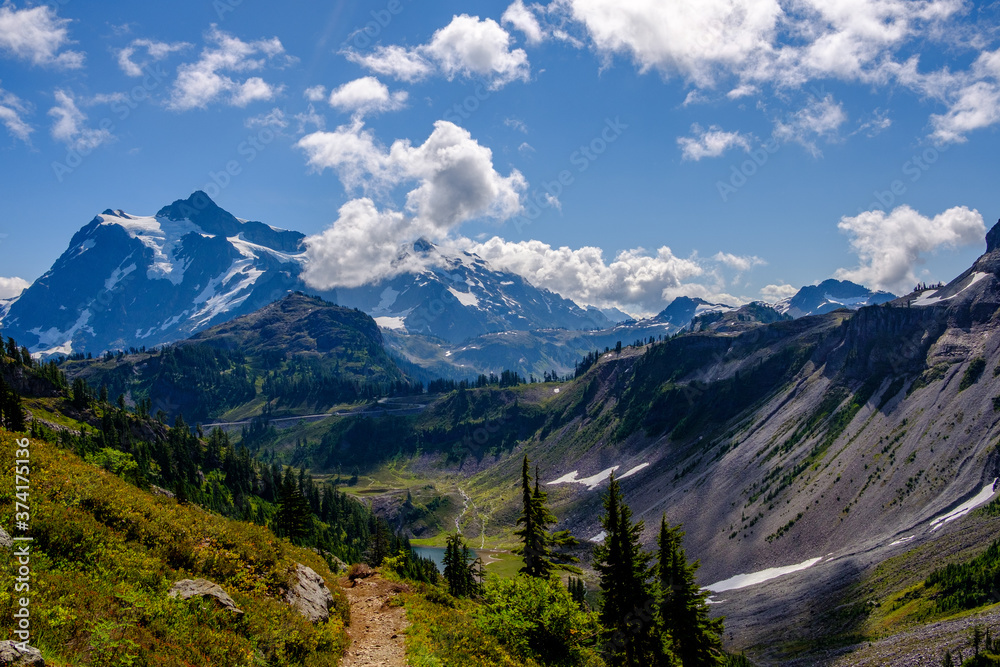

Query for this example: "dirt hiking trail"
[338,573,409,667]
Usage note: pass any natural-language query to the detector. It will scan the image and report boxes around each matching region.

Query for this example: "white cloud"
[303,85,326,102]
[465,236,706,314]
[773,94,847,155]
[294,104,325,133]
[116,38,188,77]
[712,252,765,272]
[48,90,113,151]
[0,276,29,299]
[345,14,530,89]
[231,76,279,106]
[168,28,288,111]
[558,0,782,87]
[760,283,799,302]
[678,124,751,160]
[0,5,83,68]
[504,117,528,133]
[245,108,287,129]
[502,0,545,45]
[302,198,425,289]
[834,205,986,293]
[344,45,434,83]
[930,49,1000,143]
[298,119,526,231]
[0,86,32,142]
[328,76,407,117]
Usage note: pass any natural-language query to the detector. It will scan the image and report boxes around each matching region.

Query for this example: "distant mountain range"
[0,192,610,356]
[0,192,897,377]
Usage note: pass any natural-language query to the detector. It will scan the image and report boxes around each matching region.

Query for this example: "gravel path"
[339,574,409,667]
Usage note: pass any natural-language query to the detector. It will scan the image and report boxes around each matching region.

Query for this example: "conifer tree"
[443,532,478,597]
[514,456,580,578]
[657,515,723,666]
[275,466,312,540]
[594,474,661,666]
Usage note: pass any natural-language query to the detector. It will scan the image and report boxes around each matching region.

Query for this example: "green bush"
[475,575,604,667]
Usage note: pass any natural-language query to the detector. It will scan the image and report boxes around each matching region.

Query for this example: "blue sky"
[0,0,998,315]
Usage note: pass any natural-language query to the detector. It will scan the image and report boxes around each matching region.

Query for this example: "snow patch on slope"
[928,479,998,531]
[448,286,480,308]
[101,212,203,285]
[705,557,824,593]
[28,308,92,357]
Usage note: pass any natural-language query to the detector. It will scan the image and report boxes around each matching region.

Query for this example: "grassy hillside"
[61,293,419,423]
[0,430,350,666]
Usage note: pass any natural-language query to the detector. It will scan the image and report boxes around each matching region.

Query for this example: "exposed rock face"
[284,563,334,623]
[168,579,243,614]
[0,641,44,666]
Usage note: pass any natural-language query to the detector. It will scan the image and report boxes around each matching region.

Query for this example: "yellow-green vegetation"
[0,430,349,666]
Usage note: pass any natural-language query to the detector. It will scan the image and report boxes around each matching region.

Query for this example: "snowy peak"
[777,279,896,318]
[1,192,305,357]
[652,296,735,328]
[334,238,612,344]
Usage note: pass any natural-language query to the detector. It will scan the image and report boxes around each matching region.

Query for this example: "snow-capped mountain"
[0,192,611,356]
[775,279,896,318]
[0,193,306,356]
[649,296,735,329]
[333,239,612,344]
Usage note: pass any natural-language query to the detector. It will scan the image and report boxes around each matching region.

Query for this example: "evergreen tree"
[594,474,661,666]
[275,466,312,540]
[657,515,723,666]
[443,532,478,597]
[514,456,580,578]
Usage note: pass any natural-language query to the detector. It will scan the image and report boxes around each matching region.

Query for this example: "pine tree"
[514,456,580,578]
[443,532,477,597]
[657,515,723,666]
[275,466,312,540]
[594,474,660,666]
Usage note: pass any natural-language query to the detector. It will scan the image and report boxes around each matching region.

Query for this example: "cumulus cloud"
[328,76,407,117]
[678,123,751,160]
[303,85,326,102]
[930,49,1000,143]
[0,276,29,299]
[168,28,288,111]
[298,120,529,290]
[48,90,113,151]
[298,119,526,231]
[760,283,799,302]
[502,0,545,45]
[558,0,782,87]
[344,14,529,89]
[773,94,847,155]
[344,45,434,83]
[116,38,188,77]
[464,236,708,314]
[835,205,986,293]
[302,198,425,289]
[712,252,766,272]
[0,85,32,142]
[0,5,83,68]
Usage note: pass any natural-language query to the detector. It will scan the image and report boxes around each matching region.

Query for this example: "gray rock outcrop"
[168,579,243,614]
[284,563,333,623]
[0,641,44,666]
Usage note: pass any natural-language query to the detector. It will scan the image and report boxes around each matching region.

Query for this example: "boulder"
[284,563,333,623]
[168,579,243,614]
[0,527,12,549]
[0,641,44,666]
